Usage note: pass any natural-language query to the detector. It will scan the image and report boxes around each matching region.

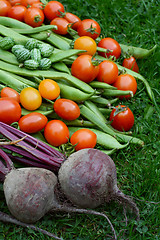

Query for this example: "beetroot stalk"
[0,121,64,158]
[0,122,66,172]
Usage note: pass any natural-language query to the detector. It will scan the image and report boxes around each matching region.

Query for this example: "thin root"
[0,211,62,240]
[50,205,117,240]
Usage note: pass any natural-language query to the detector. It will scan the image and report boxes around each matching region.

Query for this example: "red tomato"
[1,87,20,103]
[18,112,48,133]
[50,17,69,35]
[71,54,99,83]
[98,37,121,59]
[7,5,27,22]
[9,0,21,6]
[44,1,64,21]
[38,79,60,100]
[44,120,69,147]
[122,56,139,73]
[31,1,44,10]
[110,105,134,131]
[20,0,40,7]
[54,98,80,121]
[20,87,42,111]
[74,36,97,56]
[24,7,44,27]
[113,74,137,99]
[0,98,21,124]
[0,0,11,16]
[70,129,97,151]
[96,60,119,84]
[64,12,81,30]
[77,19,101,40]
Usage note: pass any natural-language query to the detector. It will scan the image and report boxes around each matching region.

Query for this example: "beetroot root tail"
[50,205,117,240]
[115,190,140,221]
[0,211,62,240]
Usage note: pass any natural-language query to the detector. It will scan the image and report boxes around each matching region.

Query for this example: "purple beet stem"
[0,122,66,171]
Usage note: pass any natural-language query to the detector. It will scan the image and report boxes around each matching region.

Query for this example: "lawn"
[0,0,160,239]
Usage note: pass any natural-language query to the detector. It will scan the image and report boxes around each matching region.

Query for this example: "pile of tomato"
[0,0,140,151]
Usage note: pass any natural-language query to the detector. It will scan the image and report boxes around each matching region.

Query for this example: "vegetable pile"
[0,0,159,239]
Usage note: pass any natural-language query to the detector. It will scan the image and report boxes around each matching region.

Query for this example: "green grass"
[0,0,160,239]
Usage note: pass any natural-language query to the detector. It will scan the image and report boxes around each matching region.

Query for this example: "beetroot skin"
[58,148,139,219]
[3,167,58,223]
[58,148,117,208]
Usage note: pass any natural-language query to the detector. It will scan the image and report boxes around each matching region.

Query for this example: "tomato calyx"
[34,14,43,23]
[59,141,75,157]
[91,55,101,66]
[112,105,127,117]
[85,23,99,35]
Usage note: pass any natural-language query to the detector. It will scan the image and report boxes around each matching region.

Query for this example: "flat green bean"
[0,24,29,45]
[0,16,32,29]
[99,107,112,116]
[0,60,94,93]
[84,100,107,123]
[0,49,19,65]
[57,82,94,102]
[102,89,133,97]
[7,72,38,88]
[29,31,51,41]
[79,104,116,136]
[0,69,31,91]
[120,44,157,59]
[47,32,70,50]
[14,25,57,34]
[49,49,86,63]
[89,81,117,90]
[90,95,119,106]
[21,108,53,116]
[52,62,71,74]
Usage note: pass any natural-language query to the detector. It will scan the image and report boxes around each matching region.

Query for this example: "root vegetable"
[58,148,140,220]
[0,148,118,239]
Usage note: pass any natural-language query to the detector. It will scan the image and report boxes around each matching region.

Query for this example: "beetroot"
[0,148,118,239]
[4,167,58,223]
[58,148,139,219]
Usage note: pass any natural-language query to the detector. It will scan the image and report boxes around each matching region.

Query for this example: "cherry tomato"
[113,74,137,99]
[7,5,27,22]
[77,19,101,40]
[96,60,119,84]
[70,129,97,151]
[98,37,121,59]
[24,7,44,27]
[54,98,80,121]
[18,112,48,133]
[0,0,11,16]
[44,1,64,21]
[20,87,42,110]
[50,17,69,35]
[38,79,60,100]
[1,87,20,103]
[74,36,97,56]
[31,1,44,10]
[64,12,81,30]
[71,55,99,83]
[110,105,134,132]
[20,0,40,7]
[122,56,139,73]
[44,120,69,147]
[0,98,21,124]
[9,0,21,6]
